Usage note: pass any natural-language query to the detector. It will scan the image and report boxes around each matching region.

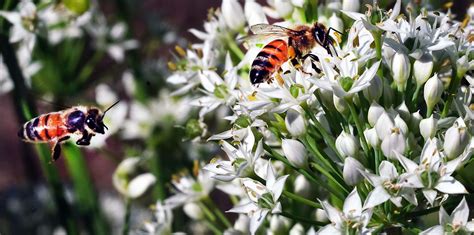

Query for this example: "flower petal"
[363,186,390,209]
[435,176,468,194]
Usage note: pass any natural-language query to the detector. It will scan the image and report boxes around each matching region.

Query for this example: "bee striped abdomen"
[18,112,67,142]
[250,39,289,84]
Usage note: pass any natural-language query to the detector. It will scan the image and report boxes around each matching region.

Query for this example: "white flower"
[361,161,423,208]
[396,139,467,205]
[368,102,385,127]
[342,0,360,12]
[183,202,204,220]
[227,163,289,235]
[328,13,343,33]
[364,128,380,148]
[245,0,268,26]
[314,57,381,98]
[294,174,312,198]
[204,127,263,181]
[335,131,359,157]
[0,0,37,49]
[143,201,174,235]
[363,75,382,102]
[282,139,308,169]
[273,0,294,18]
[317,188,372,234]
[222,0,246,31]
[421,198,474,235]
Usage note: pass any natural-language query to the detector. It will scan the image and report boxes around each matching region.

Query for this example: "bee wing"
[238,33,288,47]
[249,24,293,35]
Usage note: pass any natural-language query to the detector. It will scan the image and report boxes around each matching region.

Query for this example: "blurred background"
[0,0,470,234]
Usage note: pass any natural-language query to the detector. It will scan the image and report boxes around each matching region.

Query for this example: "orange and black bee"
[18,101,119,161]
[248,23,341,85]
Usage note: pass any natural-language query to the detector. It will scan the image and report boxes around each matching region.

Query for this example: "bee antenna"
[102,100,120,118]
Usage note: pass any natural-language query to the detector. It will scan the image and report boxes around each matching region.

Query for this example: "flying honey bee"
[247,22,341,85]
[18,101,119,161]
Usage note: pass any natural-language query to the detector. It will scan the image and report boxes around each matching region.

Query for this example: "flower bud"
[294,174,312,198]
[391,51,411,91]
[291,0,305,7]
[409,111,422,134]
[456,55,470,78]
[315,208,329,222]
[342,0,360,12]
[245,0,268,26]
[394,115,408,135]
[368,102,384,127]
[381,130,406,160]
[329,13,344,33]
[234,214,250,233]
[113,158,140,196]
[396,102,410,123]
[270,215,291,232]
[444,118,470,159]
[335,131,359,157]
[184,202,204,220]
[282,139,308,168]
[363,75,382,102]
[274,0,294,18]
[424,74,443,113]
[364,128,380,147]
[285,107,307,137]
[333,94,349,116]
[315,112,332,134]
[127,173,156,199]
[222,0,246,31]
[414,53,434,87]
[63,0,90,14]
[343,157,365,186]
[419,115,438,140]
[289,223,304,235]
[375,111,395,140]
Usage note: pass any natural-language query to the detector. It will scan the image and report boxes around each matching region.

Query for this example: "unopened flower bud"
[222,0,246,31]
[245,0,268,26]
[456,55,470,78]
[127,173,156,199]
[63,0,90,14]
[396,102,410,123]
[342,0,360,12]
[333,94,349,115]
[394,115,408,135]
[414,53,434,87]
[343,157,365,186]
[424,74,443,114]
[419,115,438,140]
[234,215,250,233]
[285,107,307,137]
[270,215,291,232]
[184,202,204,220]
[409,111,422,134]
[335,131,359,157]
[289,223,304,235]
[375,111,396,140]
[444,118,470,159]
[329,13,344,33]
[391,51,411,91]
[282,139,308,168]
[381,130,406,160]
[364,128,380,147]
[315,208,329,222]
[294,174,312,198]
[368,102,384,127]
[363,75,382,102]
[274,0,294,18]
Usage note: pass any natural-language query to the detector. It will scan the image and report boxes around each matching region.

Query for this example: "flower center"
[339,76,354,92]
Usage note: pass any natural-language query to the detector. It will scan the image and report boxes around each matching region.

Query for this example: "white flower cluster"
[152,0,474,234]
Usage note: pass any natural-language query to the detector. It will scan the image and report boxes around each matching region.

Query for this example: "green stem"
[75,50,104,85]
[411,85,421,104]
[121,198,131,235]
[283,190,321,208]
[441,60,465,118]
[263,143,345,200]
[347,100,370,157]
[302,134,344,180]
[199,201,217,223]
[204,221,223,235]
[204,197,232,228]
[63,144,109,235]
[227,35,245,60]
[280,211,326,227]
[309,162,349,195]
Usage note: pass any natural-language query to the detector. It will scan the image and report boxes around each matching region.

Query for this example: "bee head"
[312,23,326,45]
[86,100,120,134]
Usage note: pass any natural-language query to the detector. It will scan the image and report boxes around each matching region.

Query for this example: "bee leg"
[50,136,70,162]
[76,131,92,146]
[275,68,284,86]
[290,58,312,75]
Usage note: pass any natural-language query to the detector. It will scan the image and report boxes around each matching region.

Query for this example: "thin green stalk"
[226,35,245,60]
[263,143,345,200]
[282,190,321,208]
[150,152,166,200]
[75,50,105,85]
[309,162,349,195]
[63,144,109,235]
[302,134,344,180]
[199,201,217,223]
[303,107,343,161]
[347,100,370,157]
[204,197,232,228]
[122,198,131,235]
[204,221,223,235]
[411,85,421,105]
[280,211,326,227]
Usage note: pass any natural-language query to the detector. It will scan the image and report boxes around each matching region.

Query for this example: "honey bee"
[248,23,341,85]
[18,101,119,161]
